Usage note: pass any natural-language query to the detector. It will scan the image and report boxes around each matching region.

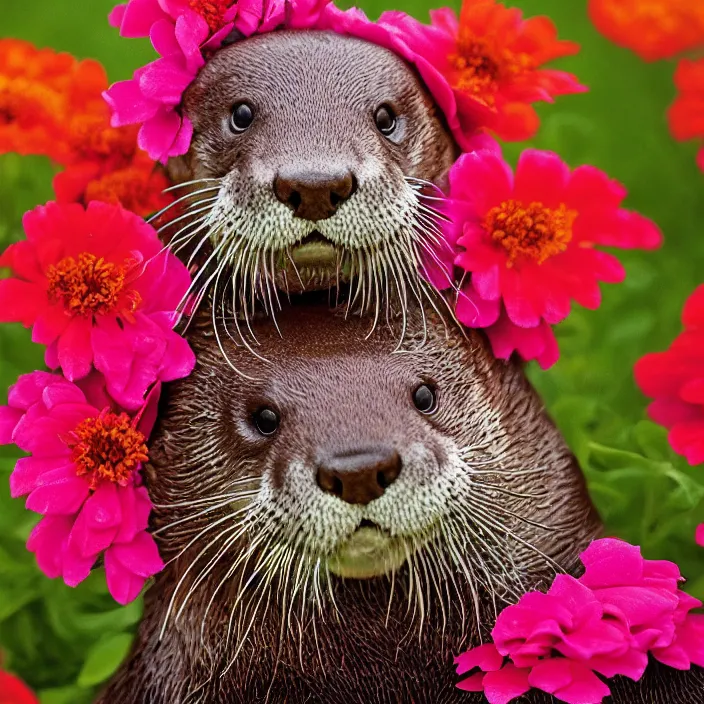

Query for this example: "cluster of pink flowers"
[105,0,586,161]
[456,539,704,703]
[0,200,195,603]
[434,137,662,368]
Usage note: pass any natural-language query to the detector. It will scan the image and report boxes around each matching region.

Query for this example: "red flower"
[635,285,704,466]
[0,669,38,704]
[0,201,195,410]
[588,0,704,62]
[447,138,662,368]
[383,0,585,142]
[669,58,704,173]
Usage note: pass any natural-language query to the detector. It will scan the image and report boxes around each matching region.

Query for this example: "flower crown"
[1,1,704,702]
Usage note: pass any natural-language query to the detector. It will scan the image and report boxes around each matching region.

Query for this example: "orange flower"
[669,58,704,171]
[588,0,704,62]
[408,0,585,142]
[0,39,173,217]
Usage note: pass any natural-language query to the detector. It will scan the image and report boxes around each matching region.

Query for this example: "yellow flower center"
[69,412,149,490]
[46,252,141,317]
[484,199,577,266]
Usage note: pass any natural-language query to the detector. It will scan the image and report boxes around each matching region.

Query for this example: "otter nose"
[316,448,401,505]
[274,172,356,221]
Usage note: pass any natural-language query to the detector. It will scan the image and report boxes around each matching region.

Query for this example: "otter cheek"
[326,527,407,579]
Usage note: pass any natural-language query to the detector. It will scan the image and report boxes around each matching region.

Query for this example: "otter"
[120,26,704,704]
[96,300,704,703]
[163,29,457,327]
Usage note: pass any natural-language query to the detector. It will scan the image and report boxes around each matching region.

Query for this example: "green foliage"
[1,0,704,697]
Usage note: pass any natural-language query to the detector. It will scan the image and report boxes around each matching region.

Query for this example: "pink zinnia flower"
[0,200,194,410]
[447,139,662,368]
[455,538,704,703]
[0,371,163,604]
[635,285,704,465]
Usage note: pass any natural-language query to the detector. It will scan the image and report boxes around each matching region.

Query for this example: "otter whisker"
[468,494,556,532]
[162,177,223,193]
[148,186,222,225]
[160,520,245,641]
[439,522,484,632]
[468,480,549,501]
[158,202,217,235]
[467,503,564,575]
[152,483,258,510]
[176,522,253,624]
[154,492,257,536]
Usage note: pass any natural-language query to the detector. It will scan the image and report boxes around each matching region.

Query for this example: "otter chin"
[166,29,457,315]
[327,525,409,579]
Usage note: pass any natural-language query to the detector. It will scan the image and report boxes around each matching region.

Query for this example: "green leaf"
[663,468,704,512]
[76,633,134,688]
[40,686,94,704]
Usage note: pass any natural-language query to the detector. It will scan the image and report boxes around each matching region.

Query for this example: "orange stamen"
[485,199,577,266]
[449,33,532,106]
[69,412,148,490]
[46,252,141,317]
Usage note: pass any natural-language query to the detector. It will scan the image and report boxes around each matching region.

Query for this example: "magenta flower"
[0,371,163,604]
[0,201,194,410]
[446,139,662,367]
[455,538,704,703]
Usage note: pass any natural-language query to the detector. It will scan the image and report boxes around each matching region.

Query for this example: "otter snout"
[316,448,402,504]
[274,170,357,221]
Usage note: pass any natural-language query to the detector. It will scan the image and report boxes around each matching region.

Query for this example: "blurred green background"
[1,0,704,700]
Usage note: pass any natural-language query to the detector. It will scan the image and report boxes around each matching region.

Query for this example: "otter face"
[172,31,457,319]
[148,303,600,656]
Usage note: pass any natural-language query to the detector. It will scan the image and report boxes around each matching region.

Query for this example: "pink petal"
[0,406,23,444]
[26,470,90,516]
[114,485,152,544]
[27,514,74,579]
[456,283,501,328]
[579,538,644,589]
[455,644,504,675]
[10,457,73,498]
[514,150,570,206]
[528,659,611,704]
[482,664,531,704]
[57,318,94,381]
[103,79,160,126]
[69,482,123,558]
[137,109,184,162]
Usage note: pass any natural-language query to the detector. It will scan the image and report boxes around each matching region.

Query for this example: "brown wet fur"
[97,301,704,703]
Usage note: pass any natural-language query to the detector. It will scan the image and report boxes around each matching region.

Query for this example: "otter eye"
[412,384,437,415]
[230,102,254,132]
[253,407,279,435]
[374,104,397,136]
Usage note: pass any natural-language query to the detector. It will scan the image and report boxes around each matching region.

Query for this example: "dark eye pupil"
[375,105,396,135]
[231,102,254,132]
[254,407,279,435]
[413,384,436,414]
